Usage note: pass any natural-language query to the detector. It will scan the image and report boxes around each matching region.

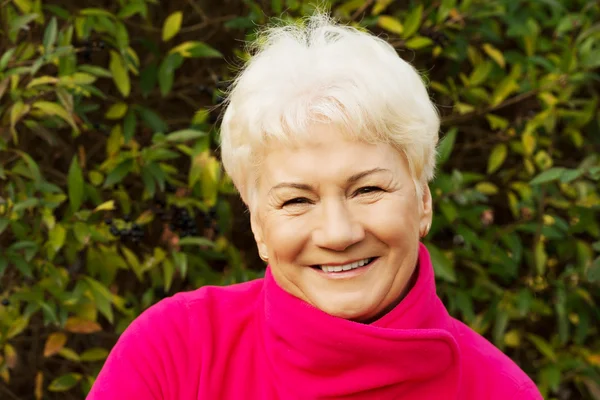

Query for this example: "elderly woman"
[88,14,542,399]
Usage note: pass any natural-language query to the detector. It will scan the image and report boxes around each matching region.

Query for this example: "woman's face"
[251,124,432,322]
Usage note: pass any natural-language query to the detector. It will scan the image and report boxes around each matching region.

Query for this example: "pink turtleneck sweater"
[87,244,542,399]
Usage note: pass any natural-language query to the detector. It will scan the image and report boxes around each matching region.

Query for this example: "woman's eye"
[282,197,310,207]
[355,186,382,196]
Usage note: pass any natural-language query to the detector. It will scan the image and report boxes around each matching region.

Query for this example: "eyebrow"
[269,167,390,193]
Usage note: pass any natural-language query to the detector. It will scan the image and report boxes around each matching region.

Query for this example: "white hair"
[219,12,440,209]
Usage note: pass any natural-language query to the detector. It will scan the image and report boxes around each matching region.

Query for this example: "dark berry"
[104,218,113,225]
[110,226,119,236]
[124,301,133,309]
[123,214,131,222]
[1,299,9,306]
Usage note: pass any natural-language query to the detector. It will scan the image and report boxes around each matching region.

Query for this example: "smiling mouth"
[311,257,378,273]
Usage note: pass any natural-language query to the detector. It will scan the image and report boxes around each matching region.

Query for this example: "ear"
[250,212,269,258]
[419,184,433,237]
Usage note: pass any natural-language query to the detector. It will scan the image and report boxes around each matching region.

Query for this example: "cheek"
[263,215,310,262]
[358,197,420,240]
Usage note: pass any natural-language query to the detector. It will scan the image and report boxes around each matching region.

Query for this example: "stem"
[351,0,375,21]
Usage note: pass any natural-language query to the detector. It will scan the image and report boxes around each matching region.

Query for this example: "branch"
[441,88,540,126]
[351,0,375,21]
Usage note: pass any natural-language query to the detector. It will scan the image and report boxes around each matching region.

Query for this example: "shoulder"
[135,277,265,336]
[452,319,543,399]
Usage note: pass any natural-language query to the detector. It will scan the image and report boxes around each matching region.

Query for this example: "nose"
[312,200,365,251]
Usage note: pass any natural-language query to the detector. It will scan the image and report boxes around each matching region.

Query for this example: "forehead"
[258,125,405,184]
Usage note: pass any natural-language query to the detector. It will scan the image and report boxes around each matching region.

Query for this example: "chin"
[313,296,377,321]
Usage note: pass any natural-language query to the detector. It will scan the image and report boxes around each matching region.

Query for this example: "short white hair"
[219,12,440,209]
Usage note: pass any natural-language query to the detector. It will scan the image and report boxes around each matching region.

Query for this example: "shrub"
[0,0,599,399]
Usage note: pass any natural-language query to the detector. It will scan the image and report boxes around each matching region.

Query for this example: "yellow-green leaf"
[10,100,31,141]
[43,333,67,357]
[372,0,394,15]
[57,348,80,362]
[93,200,115,212]
[377,16,403,35]
[7,316,29,339]
[405,36,433,50]
[522,131,536,156]
[482,43,505,68]
[105,102,128,119]
[109,51,130,97]
[475,182,499,195]
[32,101,79,133]
[487,144,507,174]
[48,373,82,392]
[162,11,183,42]
[27,76,59,88]
[48,224,66,252]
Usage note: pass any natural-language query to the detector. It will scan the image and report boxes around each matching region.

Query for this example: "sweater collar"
[258,243,462,399]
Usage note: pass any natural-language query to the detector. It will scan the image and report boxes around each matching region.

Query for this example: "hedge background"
[1,0,599,399]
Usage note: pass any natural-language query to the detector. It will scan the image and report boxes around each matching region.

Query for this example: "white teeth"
[320,258,371,273]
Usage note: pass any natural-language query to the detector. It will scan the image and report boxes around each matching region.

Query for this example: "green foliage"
[0,0,599,399]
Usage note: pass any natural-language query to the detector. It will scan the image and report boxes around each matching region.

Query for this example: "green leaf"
[470,61,493,86]
[0,48,16,71]
[48,373,82,392]
[403,5,423,39]
[163,258,175,292]
[437,0,456,23]
[172,252,188,278]
[43,17,58,52]
[436,128,457,165]
[158,53,183,96]
[166,129,207,143]
[487,144,507,174]
[0,217,9,235]
[114,22,129,50]
[559,168,584,183]
[83,277,114,323]
[118,2,147,19]
[162,11,183,42]
[587,256,600,282]
[11,255,33,278]
[404,37,433,50]
[138,107,168,133]
[178,237,215,247]
[109,51,130,97]
[426,244,456,283]
[123,109,137,143]
[530,167,567,185]
[80,348,109,362]
[67,156,84,212]
[9,14,39,41]
[377,16,403,35]
[78,64,112,78]
[103,159,134,188]
[140,62,158,97]
[527,334,557,362]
